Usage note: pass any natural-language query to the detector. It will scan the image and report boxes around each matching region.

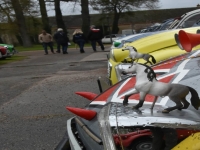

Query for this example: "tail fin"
[150,55,156,64]
[187,86,200,110]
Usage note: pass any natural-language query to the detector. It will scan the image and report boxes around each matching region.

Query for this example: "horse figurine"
[122,62,200,113]
[122,46,156,65]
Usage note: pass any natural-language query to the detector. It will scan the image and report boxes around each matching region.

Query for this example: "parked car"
[56,47,200,149]
[0,43,17,56]
[111,32,159,49]
[0,46,8,59]
[121,29,136,35]
[139,23,161,33]
[156,18,175,31]
[168,8,200,29]
[108,26,200,85]
[102,34,126,44]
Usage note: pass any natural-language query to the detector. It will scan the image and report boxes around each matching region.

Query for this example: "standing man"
[53,28,61,53]
[53,28,69,54]
[38,30,55,55]
[87,25,104,52]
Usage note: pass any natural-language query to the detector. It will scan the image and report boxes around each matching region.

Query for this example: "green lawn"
[0,42,110,65]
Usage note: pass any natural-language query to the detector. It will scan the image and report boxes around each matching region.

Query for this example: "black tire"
[1,57,6,60]
[129,137,153,150]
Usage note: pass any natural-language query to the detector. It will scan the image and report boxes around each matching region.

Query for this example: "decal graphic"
[111,51,200,105]
[90,50,200,106]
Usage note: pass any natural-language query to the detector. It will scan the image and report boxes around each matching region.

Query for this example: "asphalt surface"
[0,45,110,150]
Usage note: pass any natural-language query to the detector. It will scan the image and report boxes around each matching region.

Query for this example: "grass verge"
[0,56,27,66]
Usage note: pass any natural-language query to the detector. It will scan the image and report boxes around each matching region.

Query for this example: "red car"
[0,46,8,59]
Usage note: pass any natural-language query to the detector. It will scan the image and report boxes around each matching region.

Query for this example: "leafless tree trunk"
[10,0,32,46]
[38,0,51,33]
[54,0,67,33]
[81,0,90,36]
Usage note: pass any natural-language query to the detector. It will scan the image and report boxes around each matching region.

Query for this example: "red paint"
[0,46,7,55]
[118,77,136,96]
[153,55,186,70]
[94,83,118,102]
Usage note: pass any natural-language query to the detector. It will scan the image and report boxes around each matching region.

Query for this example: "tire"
[129,137,153,150]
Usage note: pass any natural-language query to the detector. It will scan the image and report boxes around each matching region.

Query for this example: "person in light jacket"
[38,30,55,55]
[72,29,86,53]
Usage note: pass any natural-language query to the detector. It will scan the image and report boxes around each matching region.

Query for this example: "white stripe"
[159,70,189,106]
[154,69,170,73]
[90,101,107,105]
[111,78,131,100]
[111,98,158,105]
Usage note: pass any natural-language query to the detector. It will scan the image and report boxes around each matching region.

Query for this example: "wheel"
[129,137,152,150]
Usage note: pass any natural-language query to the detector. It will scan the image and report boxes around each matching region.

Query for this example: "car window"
[159,20,174,30]
[181,14,200,28]
[112,35,116,38]
[168,19,180,29]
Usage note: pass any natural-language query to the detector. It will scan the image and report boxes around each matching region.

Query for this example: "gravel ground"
[0,47,108,150]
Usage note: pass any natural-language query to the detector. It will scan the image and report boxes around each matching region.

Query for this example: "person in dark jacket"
[53,28,69,54]
[87,25,104,52]
[53,28,61,53]
[72,29,85,53]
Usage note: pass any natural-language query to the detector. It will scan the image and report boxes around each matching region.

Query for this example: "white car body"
[102,34,125,44]
[168,8,200,29]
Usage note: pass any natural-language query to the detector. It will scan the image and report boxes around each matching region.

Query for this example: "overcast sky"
[47,0,200,16]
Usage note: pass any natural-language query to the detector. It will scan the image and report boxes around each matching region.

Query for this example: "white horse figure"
[122,62,200,113]
[122,46,156,65]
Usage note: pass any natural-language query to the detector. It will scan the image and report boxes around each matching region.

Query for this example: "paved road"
[0,46,110,150]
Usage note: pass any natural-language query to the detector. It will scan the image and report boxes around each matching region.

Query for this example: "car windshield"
[181,14,200,28]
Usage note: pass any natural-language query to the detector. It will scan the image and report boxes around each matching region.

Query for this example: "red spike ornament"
[75,92,97,100]
[66,107,97,120]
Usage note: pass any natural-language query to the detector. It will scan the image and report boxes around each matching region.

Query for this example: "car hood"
[89,49,200,128]
[0,44,14,48]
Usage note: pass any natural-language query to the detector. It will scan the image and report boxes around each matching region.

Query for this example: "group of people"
[38,25,105,55]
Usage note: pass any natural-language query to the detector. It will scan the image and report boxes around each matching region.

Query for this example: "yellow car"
[108,26,200,85]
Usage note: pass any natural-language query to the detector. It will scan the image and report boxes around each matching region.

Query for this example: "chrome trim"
[67,117,82,150]
[111,49,117,62]
[98,104,117,150]
[109,103,200,130]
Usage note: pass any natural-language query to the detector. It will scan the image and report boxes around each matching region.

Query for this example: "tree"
[10,0,32,46]
[54,0,67,33]
[90,0,159,34]
[80,0,90,36]
[45,0,73,33]
[38,0,52,33]
[64,0,90,35]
